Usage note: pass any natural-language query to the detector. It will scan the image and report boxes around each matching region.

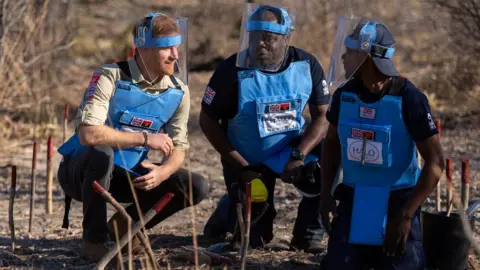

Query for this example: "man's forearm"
[162,150,185,175]
[296,118,329,155]
[401,160,445,218]
[78,124,145,149]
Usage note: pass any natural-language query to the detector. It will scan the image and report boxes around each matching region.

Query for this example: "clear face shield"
[236,3,295,72]
[134,13,188,84]
[326,16,377,90]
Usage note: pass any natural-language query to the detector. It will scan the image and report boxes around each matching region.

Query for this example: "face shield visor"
[326,16,377,90]
[235,4,295,72]
[134,12,188,84]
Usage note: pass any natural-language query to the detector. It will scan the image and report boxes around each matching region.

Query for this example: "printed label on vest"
[351,128,375,140]
[347,137,383,165]
[130,117,153,128]
[263,110,297,134]
[359,107,376,119]
[268,103,290,113]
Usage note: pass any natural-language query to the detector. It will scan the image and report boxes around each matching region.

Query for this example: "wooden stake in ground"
[461,159,470,210]
[29,141,38,233]
[435,119,441,212]
[240,182,252,270]
[95,192,175,270]
[446,158,453,210]
[46,136,54,214]
[9,165,17,252]
[63,104,69,143]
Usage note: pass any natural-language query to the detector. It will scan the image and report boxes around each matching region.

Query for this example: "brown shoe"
[107,212,145,255]
[80,240,110,262]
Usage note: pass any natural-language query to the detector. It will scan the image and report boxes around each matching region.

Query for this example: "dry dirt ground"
[0,0,479,269]
[0,71,479,269]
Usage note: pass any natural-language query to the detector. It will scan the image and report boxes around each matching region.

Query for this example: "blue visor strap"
[344,36,395,59]
[246,21,290,34]
[135,35,182,48]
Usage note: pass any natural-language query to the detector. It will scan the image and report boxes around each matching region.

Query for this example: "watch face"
[292,150,304,160]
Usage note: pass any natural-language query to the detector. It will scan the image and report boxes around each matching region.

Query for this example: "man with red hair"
[57,12,208,261]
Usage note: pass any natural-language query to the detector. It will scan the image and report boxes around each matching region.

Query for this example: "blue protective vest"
[337,82,420,246]
[58,77,184,171]
[227,60,318,174]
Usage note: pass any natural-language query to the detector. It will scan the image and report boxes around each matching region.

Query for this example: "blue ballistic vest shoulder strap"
[336,77,420,246]
[227,60,313,166]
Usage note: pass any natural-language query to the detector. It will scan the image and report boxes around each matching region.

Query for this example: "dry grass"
[0,0,77,144]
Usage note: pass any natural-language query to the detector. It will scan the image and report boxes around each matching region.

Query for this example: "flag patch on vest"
[89,72,101,85]
[85,85,96,101]
[347,138,383,165]
[130,117,153,128]
[269,103,290,113]
[203,86,216,105]
[351,128,375,140]
[359,107,376,119]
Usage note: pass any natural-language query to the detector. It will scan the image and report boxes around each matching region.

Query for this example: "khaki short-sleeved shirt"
[74,58,190,151]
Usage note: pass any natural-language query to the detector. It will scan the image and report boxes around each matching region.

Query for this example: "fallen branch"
[181,246,234,265]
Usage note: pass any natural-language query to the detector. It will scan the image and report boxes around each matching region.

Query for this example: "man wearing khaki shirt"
[57,12,208,261]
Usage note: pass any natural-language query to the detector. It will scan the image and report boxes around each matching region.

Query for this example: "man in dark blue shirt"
[320,19,445,269]
[200,4,330,253]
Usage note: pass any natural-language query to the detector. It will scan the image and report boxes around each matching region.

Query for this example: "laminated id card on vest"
[349,184,390,245]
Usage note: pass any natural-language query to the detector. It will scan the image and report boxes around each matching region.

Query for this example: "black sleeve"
[200,58,238,120]
[308,56,331,105]
[325,89,343,126]
[402,86,439,142]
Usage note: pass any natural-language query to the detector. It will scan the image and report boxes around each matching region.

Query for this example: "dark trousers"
[321,184,425,270]
[204,138,325,247]
[57,145,209,243]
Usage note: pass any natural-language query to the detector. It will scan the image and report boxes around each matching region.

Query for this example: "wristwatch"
[290,149,305,161]
[141,131,148,147]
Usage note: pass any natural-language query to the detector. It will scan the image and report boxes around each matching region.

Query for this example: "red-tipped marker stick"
[435,119,441,212]
[29,142,38,233]
[63,104,69,143]
[9,165,17,252]
[92,181,159,269]
[240,182,252,270]
[46,136,54,214]
[446,158,453,210]
[96,192,174,269]
[461,159,470,210]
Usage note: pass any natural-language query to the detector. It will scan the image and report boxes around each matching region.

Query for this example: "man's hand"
[147,133,173,157]
[133,161,172,191]
[281,159,304,184]
[383,212,412,256]
[320,193,337,235]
